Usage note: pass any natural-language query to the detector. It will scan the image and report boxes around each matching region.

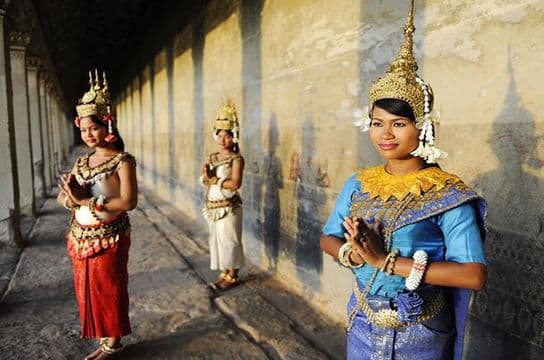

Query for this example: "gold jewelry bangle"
[386,251,399,275]
[338,242,351,267]
[338,243,364,269]
[217,178,227,188]
[208,176,219,185]
[63,196,73,210]
[347,250,365,268]
[380,248,400,273]
[88,197,100,221]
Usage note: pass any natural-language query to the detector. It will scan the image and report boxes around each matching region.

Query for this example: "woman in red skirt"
[57,70,137,359]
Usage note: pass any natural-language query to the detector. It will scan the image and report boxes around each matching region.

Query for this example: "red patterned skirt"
[67,215,131,338]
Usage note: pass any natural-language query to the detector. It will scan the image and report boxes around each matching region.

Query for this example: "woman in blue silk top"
[320,2,486,359]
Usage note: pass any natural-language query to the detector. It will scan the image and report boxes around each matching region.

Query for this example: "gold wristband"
[207,176,218,185]
[347,250,365,268]
[380,248,399,274]
[63,196,73,210]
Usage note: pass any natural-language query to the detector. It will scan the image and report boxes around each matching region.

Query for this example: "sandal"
[84,342,123,360]
[208,271,227,290]
[101,343,124,355]
[209,273,238,291]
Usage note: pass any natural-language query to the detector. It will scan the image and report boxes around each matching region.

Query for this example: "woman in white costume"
[200,100,245,291]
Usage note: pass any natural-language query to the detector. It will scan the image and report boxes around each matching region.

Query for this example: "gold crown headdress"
[213,99,240,143]
[355,0,447,163]
[76,69,111,119]
[75,70,118,142]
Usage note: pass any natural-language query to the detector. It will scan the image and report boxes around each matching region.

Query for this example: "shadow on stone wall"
[467,49,544,359]
[295,120,327,291]
[239,0,265,263]
[192,17,206,214]
[261,112,283,271]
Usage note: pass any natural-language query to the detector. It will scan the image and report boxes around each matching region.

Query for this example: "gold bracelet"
[207,176,219,185]
[88,197,100,221]
[63,196,73,210]
[347,250,365,268]
[380,248,399,273]
[386,251,399,275]
[338,243,364,269]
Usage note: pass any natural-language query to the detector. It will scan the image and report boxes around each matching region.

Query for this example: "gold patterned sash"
[205,195,242,210]
[69,213,130,259]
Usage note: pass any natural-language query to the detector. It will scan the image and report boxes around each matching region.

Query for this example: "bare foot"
[83,347,103,360]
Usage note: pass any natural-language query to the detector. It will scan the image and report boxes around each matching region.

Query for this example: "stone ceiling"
[6,0,208,110]
[32,0,160,108]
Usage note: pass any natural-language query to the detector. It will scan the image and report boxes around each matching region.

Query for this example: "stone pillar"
[51,94,62,175]
[26,55,45,202]
[59,108,69,162]
[38,72,51,192]
[45,82,56,183]
[0,7,22,246]
[9,31,35,217]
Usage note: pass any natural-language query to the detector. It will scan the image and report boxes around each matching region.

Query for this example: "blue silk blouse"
[323,173,486,298]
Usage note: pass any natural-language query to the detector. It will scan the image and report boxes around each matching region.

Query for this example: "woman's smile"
[378,143,399,151]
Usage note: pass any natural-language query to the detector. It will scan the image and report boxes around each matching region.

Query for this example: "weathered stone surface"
[120,314,269,359]
[128,268,213,341]
[250,279,345,359]
[0,242,20,298]
[129,208,189,274]
[141,186,342,358]
[0,198,97,359]
[215,286,328,360]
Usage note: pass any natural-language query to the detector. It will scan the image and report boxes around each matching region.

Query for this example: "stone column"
[59,108,69,163]
[26,55,45,202]
[51,94,62,175]
[0,7,22,246]
[38,72,51,192]
[45,81,56,183]
[9,31,35,217]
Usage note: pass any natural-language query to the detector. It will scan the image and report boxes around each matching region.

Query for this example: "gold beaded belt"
[355,284,445,329]
[205,195,241,210]
[69,213,130,258]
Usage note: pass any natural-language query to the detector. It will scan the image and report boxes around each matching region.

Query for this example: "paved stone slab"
[128,268,214,342]
[129,208,189,274]
[214,286,329,360]
[0,299,87,359]
[138,194,207,258]
[120,314,268,359]
[0,243,20,299]
[0,199,99,359]
[250,279,345,360]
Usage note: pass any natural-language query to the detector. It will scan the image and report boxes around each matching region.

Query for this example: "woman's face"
[79,117,108,148]
[215,130,234,150]
[369,106,420,161]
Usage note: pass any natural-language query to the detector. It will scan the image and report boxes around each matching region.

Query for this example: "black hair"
[373,98,416,122]
[215,129,239,153]
[89,115,125,151]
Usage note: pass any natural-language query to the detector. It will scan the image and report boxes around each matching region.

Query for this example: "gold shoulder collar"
[76,151,135,182]
[210,153,243,167]
[357,166,463,202]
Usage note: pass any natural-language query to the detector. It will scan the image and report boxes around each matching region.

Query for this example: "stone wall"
[115,0,544,357]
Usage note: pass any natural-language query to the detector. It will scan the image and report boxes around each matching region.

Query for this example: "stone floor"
[0,156,345,360]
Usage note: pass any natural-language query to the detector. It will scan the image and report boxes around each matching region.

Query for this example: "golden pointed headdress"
[363,0,446,163]
[214,99,240,143]
[76,69,111,119]
[368,0,431,120]
[214,99,239,132]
